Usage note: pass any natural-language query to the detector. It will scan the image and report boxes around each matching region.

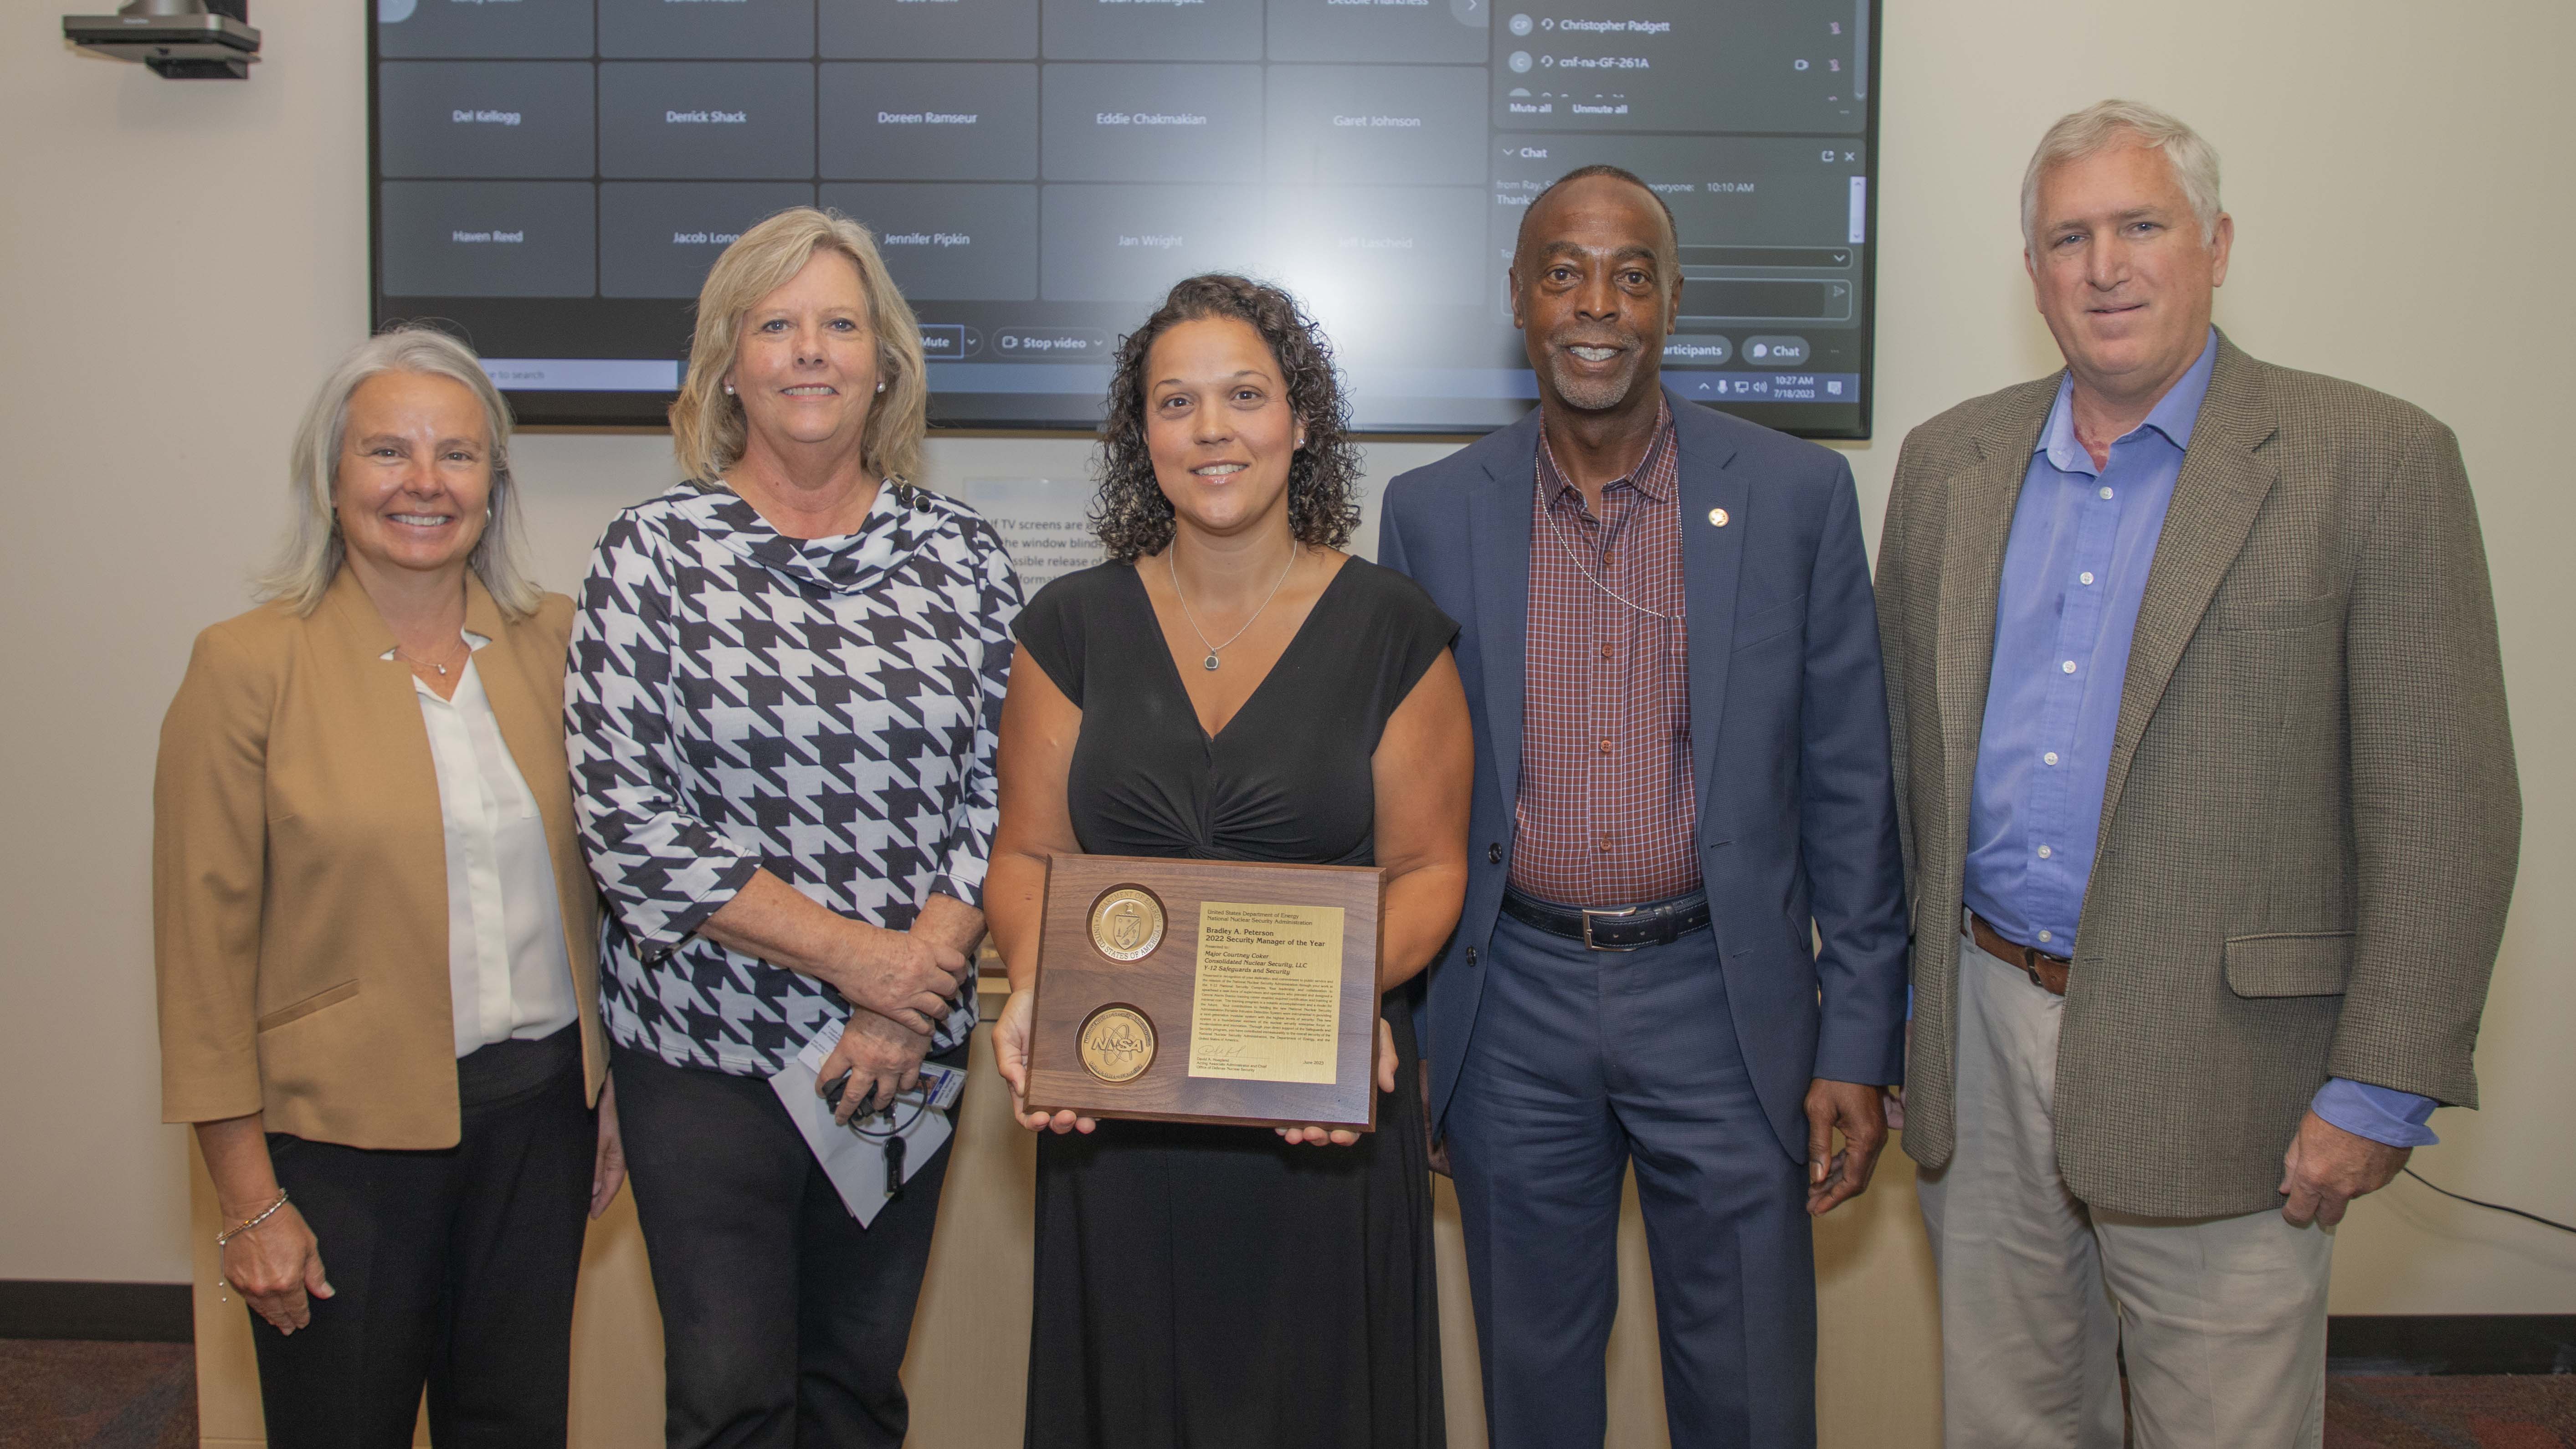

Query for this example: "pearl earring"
[723,384,735,396]
[876,381,886,393]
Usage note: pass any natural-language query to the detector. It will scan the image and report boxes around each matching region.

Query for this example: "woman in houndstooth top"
[566,207,1017,1449]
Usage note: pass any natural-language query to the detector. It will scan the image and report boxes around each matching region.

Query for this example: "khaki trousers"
[1916,933,2333,1449]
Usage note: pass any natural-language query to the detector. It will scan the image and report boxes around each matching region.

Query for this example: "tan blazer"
[1876,334,2520,1217]
[155,568,605,1151]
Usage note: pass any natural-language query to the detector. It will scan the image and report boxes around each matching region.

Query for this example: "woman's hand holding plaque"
[1018,854,1387,1131]
[1275,1017,1398,1146]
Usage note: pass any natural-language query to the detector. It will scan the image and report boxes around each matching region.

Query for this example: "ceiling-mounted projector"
[64,0,259,79]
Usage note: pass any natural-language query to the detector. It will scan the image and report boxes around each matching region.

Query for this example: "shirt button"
[2043,751,2059,766]
[1596,832,1613,852]
[2037,929,2053,943]
[1598,642,1613,661]
[2037,844,2053,859]
[2099,486,2114,500]
[2062,659,2078,674]
[2080,571,2096,586]
[1597,740,1613,755]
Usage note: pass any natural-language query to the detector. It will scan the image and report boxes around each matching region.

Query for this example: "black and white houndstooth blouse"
[566,479,1020,1078]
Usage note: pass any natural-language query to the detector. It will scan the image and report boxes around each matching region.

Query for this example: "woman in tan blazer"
[154,326,613,1449]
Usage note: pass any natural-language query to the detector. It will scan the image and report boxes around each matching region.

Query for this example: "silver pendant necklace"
[1169,540,1299,670]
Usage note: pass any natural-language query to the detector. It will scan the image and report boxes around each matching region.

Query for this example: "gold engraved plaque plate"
[1087,886,1166,962]
[1028,854,1387,1130]
[1076,1005,1156,1083]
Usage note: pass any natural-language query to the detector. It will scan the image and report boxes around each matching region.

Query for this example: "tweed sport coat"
[1876,334,2520,1218]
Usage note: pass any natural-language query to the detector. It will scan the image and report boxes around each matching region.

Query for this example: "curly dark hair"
[1090,274,1363,563]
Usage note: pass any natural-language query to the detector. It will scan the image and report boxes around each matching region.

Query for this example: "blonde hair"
[2022,99,2224,252]
[255,325,540,618]
[670,207,929,488]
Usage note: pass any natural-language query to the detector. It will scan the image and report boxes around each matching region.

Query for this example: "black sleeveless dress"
[1014,557,1457,1449]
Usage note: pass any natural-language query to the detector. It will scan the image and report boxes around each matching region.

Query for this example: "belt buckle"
[1581,905,1644,952]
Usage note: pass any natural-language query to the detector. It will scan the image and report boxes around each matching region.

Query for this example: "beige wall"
[183,1008,1946,1449]
[2,0,2567,1398]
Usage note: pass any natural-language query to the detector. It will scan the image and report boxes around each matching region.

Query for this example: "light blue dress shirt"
[1963,330,2435,1149]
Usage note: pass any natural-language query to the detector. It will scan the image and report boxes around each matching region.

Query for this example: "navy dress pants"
[1446,911,1815,1449]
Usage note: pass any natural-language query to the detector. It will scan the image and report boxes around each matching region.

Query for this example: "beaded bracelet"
[216,1190,290,1249]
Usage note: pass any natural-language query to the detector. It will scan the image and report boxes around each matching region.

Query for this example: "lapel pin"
[1708,508,1729,527]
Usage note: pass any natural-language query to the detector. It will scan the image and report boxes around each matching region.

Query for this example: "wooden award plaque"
[1023,853,1387,1130]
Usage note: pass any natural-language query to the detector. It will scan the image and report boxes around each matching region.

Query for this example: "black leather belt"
[1500,888,1711,952]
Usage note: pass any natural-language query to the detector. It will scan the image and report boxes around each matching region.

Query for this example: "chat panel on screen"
[372,0,1880,435]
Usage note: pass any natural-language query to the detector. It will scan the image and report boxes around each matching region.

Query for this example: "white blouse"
[398,635,578,1058]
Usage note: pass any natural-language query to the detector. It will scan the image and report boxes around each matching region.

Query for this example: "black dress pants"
[614,1041,964,1449]
[251,1026,595,1449]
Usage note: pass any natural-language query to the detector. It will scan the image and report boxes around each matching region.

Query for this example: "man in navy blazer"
[1378,165,1909,1449]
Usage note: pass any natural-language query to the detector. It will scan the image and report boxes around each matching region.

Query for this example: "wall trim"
[0,1280,193,1342]
[2329,1315,2576,1376]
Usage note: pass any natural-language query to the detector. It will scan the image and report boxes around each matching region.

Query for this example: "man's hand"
[819,1010,932,1125]
[1804,1078,1889,1217]
[2280,1109,2410,1227]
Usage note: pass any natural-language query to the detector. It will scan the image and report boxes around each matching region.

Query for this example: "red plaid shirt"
[1510,401,1701,906]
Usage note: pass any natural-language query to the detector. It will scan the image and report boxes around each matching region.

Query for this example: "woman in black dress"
[987,274,1473,1449]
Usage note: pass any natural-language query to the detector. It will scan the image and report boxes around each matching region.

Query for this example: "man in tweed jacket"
[1877,100,2519,1448]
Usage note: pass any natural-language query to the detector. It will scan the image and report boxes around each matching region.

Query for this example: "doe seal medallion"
[1077,1005,1157,1083]
[1087,886,1166,962]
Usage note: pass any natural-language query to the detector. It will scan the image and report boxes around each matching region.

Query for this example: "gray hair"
[255,325,540,618]
[2022,99,2224,251]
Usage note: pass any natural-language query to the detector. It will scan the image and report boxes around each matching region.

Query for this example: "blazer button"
[1465,946,1479,966]
[1487,843,1503,864]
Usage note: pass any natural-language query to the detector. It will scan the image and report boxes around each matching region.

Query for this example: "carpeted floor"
[0,1341,195,1449]
[1,1339,2571,1447]
[2330,1375,2576,1448]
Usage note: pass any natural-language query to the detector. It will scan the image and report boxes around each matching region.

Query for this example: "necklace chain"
[393,641,461,677]
[1168,542,1300,671]
[1541,490,1683,624]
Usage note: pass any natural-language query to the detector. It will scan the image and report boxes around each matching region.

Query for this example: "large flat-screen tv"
[369,0,1880,436]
